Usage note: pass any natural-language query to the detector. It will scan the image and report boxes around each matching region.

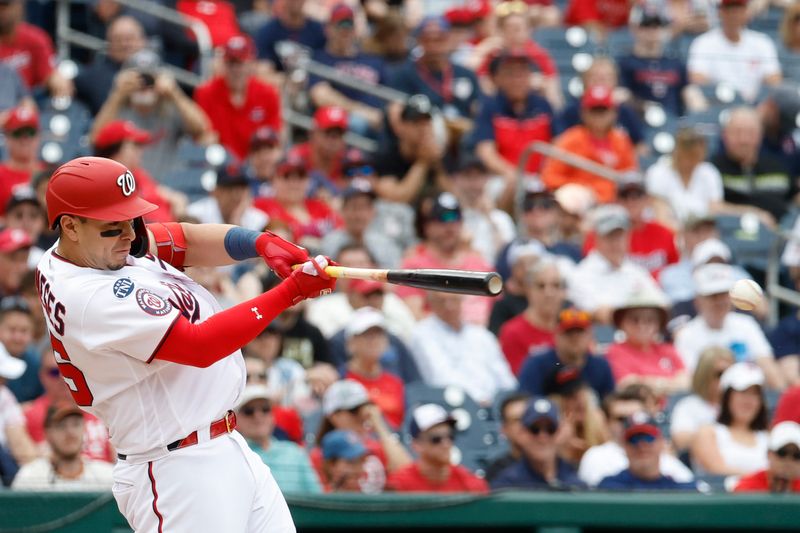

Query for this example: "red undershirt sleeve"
[152,280,298,367]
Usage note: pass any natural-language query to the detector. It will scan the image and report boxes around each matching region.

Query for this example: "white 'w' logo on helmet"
[116,171,136,197]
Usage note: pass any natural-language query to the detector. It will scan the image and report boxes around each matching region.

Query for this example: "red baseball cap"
[4,106,39,133]
[276,151,308,176]
[314,106,348,130]
[94,120,152,150]
[581,85,615,109]
[350,279,384,295]
[224,35,256,62]
[250,126,280,150]
[329,3,355,23]
[0,228,33,254]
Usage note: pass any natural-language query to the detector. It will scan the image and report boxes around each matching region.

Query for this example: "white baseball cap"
[693,262,736,296]
[770,421,800,451]
[507,240,547,267]
[0,341,26,380]
[409,403,456,438]
[719,362,765,391]
[236,384,274,410]
[345,307,386,338]
[692,238,732,268]
[322,379,371,416]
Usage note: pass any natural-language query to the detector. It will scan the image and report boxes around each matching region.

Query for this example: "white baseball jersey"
[35,244,245,455]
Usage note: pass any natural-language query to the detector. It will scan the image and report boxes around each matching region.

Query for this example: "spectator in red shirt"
[0,106,42,216]
[93,120,186,223]
[343,307,405,429]
[606,286,689,398]
[291,106,349,197]
[734,421,800,493]
[24,348,114,463]
[565,0,632,40]
[0,0,72,96]
[247,127,282,198]
[772,386,800,425]
[499,258,564,375]
[387,403,489,493]
[397,193,494,324]
[253,153,342,252]
[194,35,281,160]
[583,173,679,278]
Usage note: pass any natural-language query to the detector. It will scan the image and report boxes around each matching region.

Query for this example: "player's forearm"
[153,280,298,367]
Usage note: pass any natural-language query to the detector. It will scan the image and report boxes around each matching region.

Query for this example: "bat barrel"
[386,269,503,296]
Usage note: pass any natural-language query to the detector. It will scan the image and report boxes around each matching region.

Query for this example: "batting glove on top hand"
[256,231,311,279]
[286,255,337,303]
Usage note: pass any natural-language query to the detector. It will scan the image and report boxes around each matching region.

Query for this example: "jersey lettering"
[35,269,66,335]
[162,281,201,323]
[50,336,94,406]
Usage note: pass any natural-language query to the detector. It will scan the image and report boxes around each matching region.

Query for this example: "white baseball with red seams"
[729,279,764,311]
[36,245,295,533]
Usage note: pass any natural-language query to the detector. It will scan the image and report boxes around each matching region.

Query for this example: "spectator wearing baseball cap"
[342,307,405,429]
[0,106,42,217]
[491,396,587,490]
[567,204,662,324]
[234,384,322,494]
[734,420,800,493]
[387,404,489,493]
[582,172,679,279]
[309,4,388,135]
[289,106,349,197]
[597,412,697,491]
[691,361,771,476]
[518,307,616,401]
[3,187,46,267]
[253,152,342,250]
[311,379,411,493]
[674,263,782,388]
[688,0,782,104]
[387,15,481,122]
[254,0,326,73]
[194,34,281,160]
[93,119,184,223]
[320,178,404,268]
[471,47,555,209]
[398,193,494,325]
[320,430,370,492]
[542,84,638,203]
[11,402,114,491]
[0,228,33,299]
[187,161,268,231]
[246,126,282,197]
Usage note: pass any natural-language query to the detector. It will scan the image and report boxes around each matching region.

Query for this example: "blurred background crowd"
[1,0,800,498]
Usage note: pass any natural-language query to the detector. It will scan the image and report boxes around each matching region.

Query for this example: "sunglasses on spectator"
[323,128,345,138]
[424,432,454,445]
[559,308,592,324]
[343,404,368,415]
[523,197,558,211]
[587,106,612,113]
[528,423,557,436]
[246,371,268,382]
[344,165,374,178]
[10,127,37,139]
[241,403,271,417]
[627,433,656,445]
[495,0,527,18]
[775,448,800,461]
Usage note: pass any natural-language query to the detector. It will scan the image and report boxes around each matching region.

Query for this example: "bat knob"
[487,273,503,296]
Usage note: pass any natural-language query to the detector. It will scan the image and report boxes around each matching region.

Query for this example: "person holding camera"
[89,49,212,179]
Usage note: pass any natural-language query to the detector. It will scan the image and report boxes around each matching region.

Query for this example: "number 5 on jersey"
[50,337,95,406]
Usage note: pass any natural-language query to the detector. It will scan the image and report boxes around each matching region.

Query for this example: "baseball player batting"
[35,157,335,532]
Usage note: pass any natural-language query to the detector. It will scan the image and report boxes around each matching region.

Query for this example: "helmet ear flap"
[130,217,149,258]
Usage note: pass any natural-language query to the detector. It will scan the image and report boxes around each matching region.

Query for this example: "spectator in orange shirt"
[541,85,637,203]
[734,421,800,493]
[387,404,489,493]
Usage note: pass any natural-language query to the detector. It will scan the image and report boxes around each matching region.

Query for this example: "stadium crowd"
[2,0,800,497]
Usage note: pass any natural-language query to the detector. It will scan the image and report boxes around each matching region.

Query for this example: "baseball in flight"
[729,279,764,311]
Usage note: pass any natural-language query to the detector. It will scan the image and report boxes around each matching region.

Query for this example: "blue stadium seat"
[603,28,635,57]
[715,214,781,272]
[301,407,323,448]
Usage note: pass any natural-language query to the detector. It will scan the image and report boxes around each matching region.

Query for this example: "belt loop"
[225,410,235,433]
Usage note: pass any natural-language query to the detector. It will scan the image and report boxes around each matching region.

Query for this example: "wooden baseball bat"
[312,266,504,296]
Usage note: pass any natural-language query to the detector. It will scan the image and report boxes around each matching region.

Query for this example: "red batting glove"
[285,255,337,303]
[256,231,310,279]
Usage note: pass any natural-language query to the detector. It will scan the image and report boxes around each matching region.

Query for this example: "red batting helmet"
[46,157,158,257]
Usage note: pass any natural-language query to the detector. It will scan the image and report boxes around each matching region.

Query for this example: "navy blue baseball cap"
[321,430,368,460]
[415,15,451,38]
[521,396,560,428]
[428,192,462,223]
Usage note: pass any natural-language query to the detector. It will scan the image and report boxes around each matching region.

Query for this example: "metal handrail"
[295,54,409,104]
[766,228,800,326]
[55,0,212,85]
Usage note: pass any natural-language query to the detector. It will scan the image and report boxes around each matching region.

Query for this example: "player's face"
[71,217,136,271]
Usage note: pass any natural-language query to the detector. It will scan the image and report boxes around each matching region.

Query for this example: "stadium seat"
[715,214,781,273]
